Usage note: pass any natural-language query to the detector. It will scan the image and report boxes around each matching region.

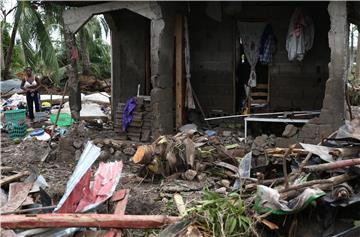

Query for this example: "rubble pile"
[1,111,360,236]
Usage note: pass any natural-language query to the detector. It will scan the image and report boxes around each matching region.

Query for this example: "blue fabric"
[122,97,137,131]
[259,24,277,64]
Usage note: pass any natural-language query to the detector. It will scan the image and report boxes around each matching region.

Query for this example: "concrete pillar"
[150,3,175,137]
[298,2,348,144]
[319,1,348,127]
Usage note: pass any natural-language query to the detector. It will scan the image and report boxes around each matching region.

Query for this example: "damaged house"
[62,1,358,143]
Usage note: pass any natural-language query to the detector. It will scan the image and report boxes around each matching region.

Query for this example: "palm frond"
[99,15,109,38]
[18,1,60,82]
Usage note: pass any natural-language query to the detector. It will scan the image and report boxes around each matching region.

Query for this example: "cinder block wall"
[189,3,330,114]
[189,4,234,114]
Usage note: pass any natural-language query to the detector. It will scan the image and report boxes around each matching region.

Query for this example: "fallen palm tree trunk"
[2,214,181,229]
[133,144,157,164]
[304,158,360,172]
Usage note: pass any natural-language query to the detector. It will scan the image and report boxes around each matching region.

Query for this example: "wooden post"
[1,214,181,229]
[175,15,184,128]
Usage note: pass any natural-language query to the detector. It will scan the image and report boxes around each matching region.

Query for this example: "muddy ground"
[0,122,210,224]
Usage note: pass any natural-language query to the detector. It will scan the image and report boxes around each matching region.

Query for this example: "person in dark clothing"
[20,67,41,121]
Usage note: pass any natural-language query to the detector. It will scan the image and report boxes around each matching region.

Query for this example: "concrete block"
[282,124,298,138]
[275,137,299,148]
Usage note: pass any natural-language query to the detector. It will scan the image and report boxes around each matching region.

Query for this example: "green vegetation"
[1,1,111,84]
[187,189,252,237]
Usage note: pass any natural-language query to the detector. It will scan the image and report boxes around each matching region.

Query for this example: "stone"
[215,187,227,194]
[109,147,115,154]
[123,147,136,156]
[73,140,83,149]
[275,137,299,148]
[282,124,298,138]
[98,150,110,161]
[113,150,123,160]
[196,173,206,182]
[182,169,197,181]
[222,131,232,137]
[220,179,230,188]
[253,135,267,147]
[74,149,82,161]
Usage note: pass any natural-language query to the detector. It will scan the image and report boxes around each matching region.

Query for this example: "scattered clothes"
[286,8,314,61]
[259,24,277,64]
[122,97,137,131]
[237,22,266,87]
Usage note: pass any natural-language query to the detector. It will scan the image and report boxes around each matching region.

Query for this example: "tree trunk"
[0,23,4,71]
[350,26,354,74]
[79,28,91,75]
[62,18,81,120]
[3,8,20,80]
[356,27,360,80]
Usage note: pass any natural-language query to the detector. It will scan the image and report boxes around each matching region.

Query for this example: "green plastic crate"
[7,123,27,139]
[4,109,26,124]
[50,113,74,127]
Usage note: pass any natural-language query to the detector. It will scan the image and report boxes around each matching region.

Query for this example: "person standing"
[20,67,41,121]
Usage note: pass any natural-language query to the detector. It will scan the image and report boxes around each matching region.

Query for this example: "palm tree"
[3,2,21,79]
[2,1,60,81]
[77,15,110,77]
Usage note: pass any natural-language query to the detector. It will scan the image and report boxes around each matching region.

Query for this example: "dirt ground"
[0,122,208,222]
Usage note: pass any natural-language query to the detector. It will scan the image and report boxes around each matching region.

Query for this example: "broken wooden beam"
[304,158,360,172]
[2,214,181,229]
[0,171,30,186]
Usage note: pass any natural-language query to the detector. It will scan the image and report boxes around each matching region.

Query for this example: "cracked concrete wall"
[103,2,174,137]
[150,2,177,137]
[298,1,348,144]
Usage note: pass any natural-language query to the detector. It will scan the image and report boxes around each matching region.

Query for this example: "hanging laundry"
[259,24,277,64]
[237,22,266,88]
[286,8,314,61]
[122,97,137,131]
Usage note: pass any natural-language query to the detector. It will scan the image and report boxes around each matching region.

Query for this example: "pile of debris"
[2,112,360,236]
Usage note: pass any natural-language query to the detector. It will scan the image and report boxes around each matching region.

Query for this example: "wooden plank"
[255,83,268,89]
[106,189,130,237]
[251,99,268,104]
[113,189,129,215]
[0,166,14,173]
[175,15,184,128]
[1,214,181,229]
[250,92,268,97]
[0,182,33,213]
[0,171,30,186]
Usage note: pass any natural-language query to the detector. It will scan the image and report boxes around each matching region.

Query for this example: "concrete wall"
[188,3,330,113]
[109,9,149,106]
[260,5,330,111]
[189,4,235,114]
